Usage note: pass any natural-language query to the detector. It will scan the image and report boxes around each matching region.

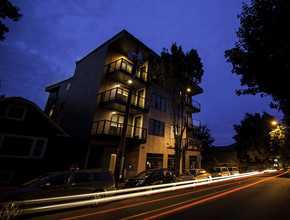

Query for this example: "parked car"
[0,170,115,220]
[177,169,212,182]
[125,168,176,188]
[210,167,231,177]
[228,167,239,176]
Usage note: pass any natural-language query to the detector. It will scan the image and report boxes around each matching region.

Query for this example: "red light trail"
[143,170,288,220]
[61,172,276,220]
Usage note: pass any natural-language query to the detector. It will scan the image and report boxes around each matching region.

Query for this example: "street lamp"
[271,120,278,126]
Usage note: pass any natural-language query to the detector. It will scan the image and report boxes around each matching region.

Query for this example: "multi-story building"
[44,30,203,179]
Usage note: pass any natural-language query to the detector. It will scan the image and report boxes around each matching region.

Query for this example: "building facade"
[44,30,203,179]
[0,97,86,184]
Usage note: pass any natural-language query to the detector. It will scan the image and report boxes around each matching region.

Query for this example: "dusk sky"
[0,0,283,146]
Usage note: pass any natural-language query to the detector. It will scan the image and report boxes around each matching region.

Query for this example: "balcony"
[182,138,202,151]
[97,87,149,114]
[105,58,151,89]
[186,117,201,130]
[91,120,147,143]
[185,98,200,113]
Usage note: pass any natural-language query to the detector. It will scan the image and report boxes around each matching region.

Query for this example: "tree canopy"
[233,112,275,164]
[155,43,204,172]
[192,125,215,157]
[0,0,22,41]
[225,0,290,122]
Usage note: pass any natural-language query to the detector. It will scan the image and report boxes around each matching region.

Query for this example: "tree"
[0,0,22,41]
[225,0,290,124]
[269,125,290,167]
[155,43,204,173]
[233,112,275,165]
[192,125,215,157]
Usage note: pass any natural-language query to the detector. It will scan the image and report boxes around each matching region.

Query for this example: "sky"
[0,0,283,146]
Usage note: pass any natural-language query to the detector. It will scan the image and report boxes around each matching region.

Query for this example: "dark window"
[161,98,166,111]
[5,105,27,120]
[0,171,14,184]
[168,155,175,169]
[59,103,65,112]
[153,169,163,177]
[151,94,166,112]
[93,172,112,181]
[32,139,46,157]
[50,174,71,186]
[0,136,33,156]
[149,119,164,137]
[0,135,47,158]
[74,172,92,183]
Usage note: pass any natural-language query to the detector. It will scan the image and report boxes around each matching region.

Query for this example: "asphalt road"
[26,170,290,220]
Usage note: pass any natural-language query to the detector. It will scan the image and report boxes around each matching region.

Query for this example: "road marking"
[143,170,289,220]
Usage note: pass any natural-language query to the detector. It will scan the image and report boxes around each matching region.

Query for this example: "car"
[177,169,212,182]
[210,167,231,177]
[228,167,239,176]
[0,170,115,220]
[124,168,176,188]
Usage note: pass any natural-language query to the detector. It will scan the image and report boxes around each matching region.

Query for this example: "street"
[26,170,290,220]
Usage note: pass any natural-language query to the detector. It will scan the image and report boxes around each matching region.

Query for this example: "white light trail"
[19,170,271,215]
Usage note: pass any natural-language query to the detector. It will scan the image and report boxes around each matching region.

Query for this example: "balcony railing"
[182,138,202,151]
[91,120,147,143]
[185,98,201,113]
[186,117,201,129]
[105,58,151,85]
[98,87,150,113]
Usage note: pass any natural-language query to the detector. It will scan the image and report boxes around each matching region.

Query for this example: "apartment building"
[44,30,203,179]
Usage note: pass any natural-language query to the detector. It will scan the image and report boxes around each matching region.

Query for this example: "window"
[170,125,181,138]
[49,104,55,118]
[59,103,65,112]
[50,174,71,186]
[0,171,14,184]
[149,119,164,137]
[146,153,163,169]
[5,105,27,121]
[168,155,175,169]
[73,172,92,183]
[151,94,166,111]
[0,134,48,159]
[93,172,112,181]
[66,83,71,91]
[189,156,198,169]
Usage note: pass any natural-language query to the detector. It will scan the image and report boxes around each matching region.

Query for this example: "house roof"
[0,97,69,137]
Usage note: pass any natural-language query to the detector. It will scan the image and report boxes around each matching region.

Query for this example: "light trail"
[0,170,274,218]
[23,171,263,215]
[143,170,289,220]
[59,171,270,220]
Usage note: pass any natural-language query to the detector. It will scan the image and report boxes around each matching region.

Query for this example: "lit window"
[49,105,55,117]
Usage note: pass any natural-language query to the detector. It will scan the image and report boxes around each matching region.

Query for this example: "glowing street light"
[271,120,278,126]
